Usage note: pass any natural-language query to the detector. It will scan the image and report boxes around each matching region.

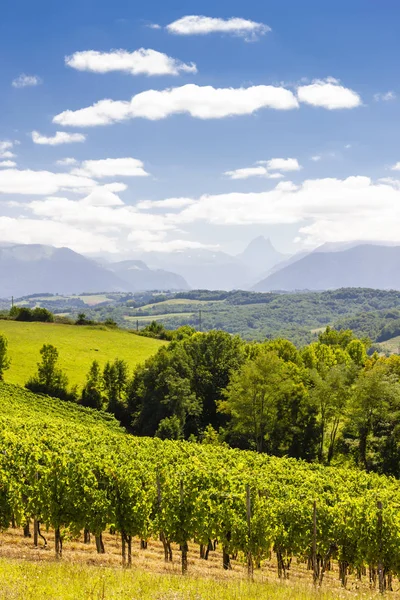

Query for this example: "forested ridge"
[5,287,400,345]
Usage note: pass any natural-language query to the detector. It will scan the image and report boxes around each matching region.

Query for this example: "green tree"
[218,351,291,453]
[25,344,76,401]
[309,364,353,463]
[103,359,129,424]
[345,362,400,472]
[0,334,10,381]
[81,360,103,410]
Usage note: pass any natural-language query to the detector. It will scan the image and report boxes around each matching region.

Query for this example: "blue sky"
[1,0,400,257]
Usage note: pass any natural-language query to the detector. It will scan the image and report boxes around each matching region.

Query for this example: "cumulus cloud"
[131,238,218,252]
[263,158,301,171]
[56,157,78,166]
[0,141,16,159]
[163,175,400,247]
[0,169,95,195]
[72,157,149,178]
[12,74,42,88]
[23,189,175,255]
[136,197,196,210]
[166,15,271,41]
[297,77,361,109]
[311,155,322,162]
[0,216,119,254]
[32,131,86,145]
[224,165,284,180]
[0,161,17,168]
[53,83,299,126]
[103,182,128,193]
[391,162,400,171]
[374,91,396,102]
[66,48,197,76]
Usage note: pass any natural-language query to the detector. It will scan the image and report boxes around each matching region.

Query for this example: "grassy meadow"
[0,528,389,600]
[0,560,381,600]
[0,320,165,386]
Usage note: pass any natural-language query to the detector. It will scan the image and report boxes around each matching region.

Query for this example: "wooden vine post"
[180,479,188,574]
[312,500,318,585]
[377,500,384,594]
[246,484,253,579]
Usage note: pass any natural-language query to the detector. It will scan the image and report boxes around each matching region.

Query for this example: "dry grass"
[0,528,397,599]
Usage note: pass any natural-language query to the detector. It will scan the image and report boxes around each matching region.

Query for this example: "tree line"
[2,324,400,477]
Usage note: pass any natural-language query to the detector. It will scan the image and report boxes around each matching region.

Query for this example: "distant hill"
[0,244,127,297]
[106,260,189,291]
[0,244,189,298]
[253,244,400,291]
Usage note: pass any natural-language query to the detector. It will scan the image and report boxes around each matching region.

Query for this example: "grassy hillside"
[0,320,166,386]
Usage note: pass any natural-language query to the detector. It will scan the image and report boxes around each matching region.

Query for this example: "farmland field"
[0,320,165,386]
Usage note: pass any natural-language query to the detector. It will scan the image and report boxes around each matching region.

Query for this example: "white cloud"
[131,238,218,253]
[148,23,161,30]
[0,216,118,254]
[66,48,197,76]
[0,161,16,168]
[374,91,396,102]
[0,169,95,195]
[224,165,285,180]
[56,157,78,166]
[80,187,124,207]
[224,166,269,180]
[72,157,149,178]
[163,175,400,247]
[264,158,301,171]
[391,162,400,171]
[53,83,299,126]
[12,74,42,88]
[103,182,128,193]
[166,15,270,41]
[32,131,86,145]
[0,141,16,159]
[297,78,361,109]
[311,155,321,162]
[136,197,196,210]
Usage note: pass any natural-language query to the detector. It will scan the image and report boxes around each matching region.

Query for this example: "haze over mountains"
[1,239,400,297]
[254,244,400,292]
[0,245,189,297]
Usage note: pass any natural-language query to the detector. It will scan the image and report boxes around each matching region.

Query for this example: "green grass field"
[140,298,223,309]
[125,312,196,322]
[378,335,400,354]
[0,320,165,387]
[0,558,382,600]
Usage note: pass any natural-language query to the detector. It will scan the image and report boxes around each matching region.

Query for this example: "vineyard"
[1,383,400,593]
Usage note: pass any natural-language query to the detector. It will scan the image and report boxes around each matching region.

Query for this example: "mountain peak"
[237,236,287,276]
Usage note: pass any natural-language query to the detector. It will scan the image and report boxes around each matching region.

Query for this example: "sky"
[1,0,400,258]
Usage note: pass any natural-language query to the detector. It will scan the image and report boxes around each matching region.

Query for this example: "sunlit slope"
[0,320,166,386]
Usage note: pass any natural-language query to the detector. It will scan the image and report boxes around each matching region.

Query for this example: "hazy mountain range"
[1,239,400,298]
[254,243,400,291]
[0,245,188,297]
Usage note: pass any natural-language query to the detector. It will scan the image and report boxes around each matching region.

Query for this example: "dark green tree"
[25,344,76,401]
[0,334,10,381]
[81,360,103,410]
[103,359,129,424]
